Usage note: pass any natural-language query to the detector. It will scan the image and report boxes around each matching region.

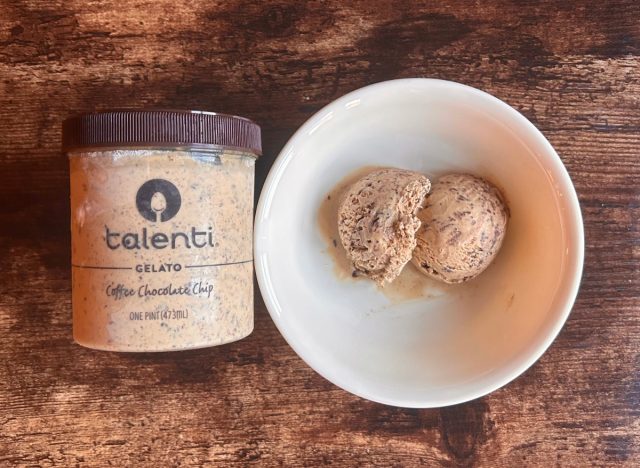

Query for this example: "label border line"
[71,259,254,271]
[71,264,132,270]
[184,259,254,269]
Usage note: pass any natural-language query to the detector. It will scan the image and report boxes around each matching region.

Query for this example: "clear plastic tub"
[63,110,261,351]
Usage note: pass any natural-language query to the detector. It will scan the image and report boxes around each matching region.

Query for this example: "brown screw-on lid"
[62,109,262,156]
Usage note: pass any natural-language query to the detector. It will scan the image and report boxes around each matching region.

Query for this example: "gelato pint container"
[63,110,261,351]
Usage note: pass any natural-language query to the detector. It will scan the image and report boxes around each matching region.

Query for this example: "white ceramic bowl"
[255,79,584,408]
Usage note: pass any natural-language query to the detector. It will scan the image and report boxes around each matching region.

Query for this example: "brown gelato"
[337,168,431,285]
[412,173,508,284]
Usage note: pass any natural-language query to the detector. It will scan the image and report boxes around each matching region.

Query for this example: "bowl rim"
[254,78,585,408]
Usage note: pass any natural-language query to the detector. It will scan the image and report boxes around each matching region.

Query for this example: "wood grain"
[1,0,639,466]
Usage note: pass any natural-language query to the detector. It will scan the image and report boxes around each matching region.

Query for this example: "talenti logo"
[136,179,181,222]
[105,178,213,250]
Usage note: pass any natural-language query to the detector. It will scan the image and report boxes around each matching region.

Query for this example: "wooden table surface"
[1,1,639,466]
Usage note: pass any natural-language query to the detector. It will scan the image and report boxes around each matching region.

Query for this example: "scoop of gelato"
[412,174,508,284]
[338,168,431,285]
